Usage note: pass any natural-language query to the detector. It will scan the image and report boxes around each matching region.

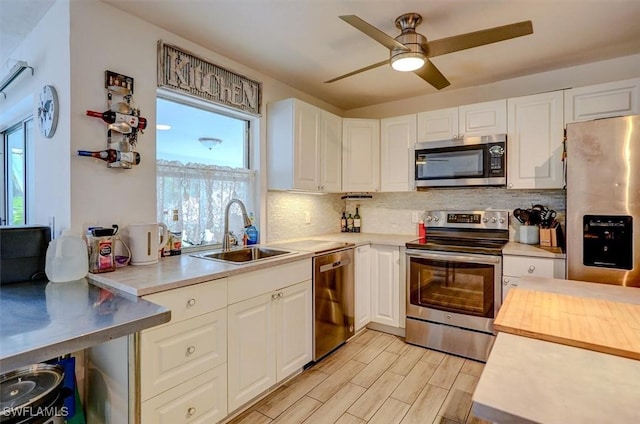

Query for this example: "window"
[156,96,256,248]
[1,118,32,225]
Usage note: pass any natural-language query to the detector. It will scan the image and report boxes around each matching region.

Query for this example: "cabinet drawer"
[228,259,311,304]
[503,256,565,279]
[141,364,227,424]
[143,278,227,327]
[140,308,227,400]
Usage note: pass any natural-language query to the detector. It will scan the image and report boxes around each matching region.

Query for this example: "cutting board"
[494,288,640,360]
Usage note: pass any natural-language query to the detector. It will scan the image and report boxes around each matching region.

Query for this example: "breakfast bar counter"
[472,277,640,423]
[0,278,170,374]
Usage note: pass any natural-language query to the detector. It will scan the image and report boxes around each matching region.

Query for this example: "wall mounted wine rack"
[78,70,144,169]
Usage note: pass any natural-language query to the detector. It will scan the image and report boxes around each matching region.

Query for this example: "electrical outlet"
[305,211,311,224]
[411,212,419,223]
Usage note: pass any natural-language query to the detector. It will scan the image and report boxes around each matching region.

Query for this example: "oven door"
[406,249,502,333]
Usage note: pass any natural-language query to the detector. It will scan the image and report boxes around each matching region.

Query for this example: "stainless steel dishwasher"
[271,240,355,361]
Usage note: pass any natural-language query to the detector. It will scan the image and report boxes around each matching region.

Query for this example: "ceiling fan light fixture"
[391,52,425,72]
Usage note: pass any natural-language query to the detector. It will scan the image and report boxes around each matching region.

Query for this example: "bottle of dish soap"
[45,231,89,282]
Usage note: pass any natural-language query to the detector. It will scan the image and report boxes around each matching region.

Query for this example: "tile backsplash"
[267,188,566,241]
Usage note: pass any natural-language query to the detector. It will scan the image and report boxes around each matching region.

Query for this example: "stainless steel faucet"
[222,198,252,251]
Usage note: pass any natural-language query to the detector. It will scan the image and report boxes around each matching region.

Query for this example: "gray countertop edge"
[0,308,170,374]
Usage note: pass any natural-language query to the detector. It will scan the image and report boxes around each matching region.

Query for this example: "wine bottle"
[168,209,182,255]
[347,213,354,232]
[340,211,347,233]
[86,110,147,130]
[353,207,361,233]
[77,149,141,165]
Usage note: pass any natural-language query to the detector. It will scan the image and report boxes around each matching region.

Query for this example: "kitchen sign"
[157,41,262,115]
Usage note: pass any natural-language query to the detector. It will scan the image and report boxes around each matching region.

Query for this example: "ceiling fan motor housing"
[391,13,428,65]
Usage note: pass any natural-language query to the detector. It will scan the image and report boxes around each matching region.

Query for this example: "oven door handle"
[405,249,501,265]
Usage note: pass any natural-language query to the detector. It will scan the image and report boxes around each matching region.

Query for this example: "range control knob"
[499,217,506,224]
[491,217,498,223]
[433,216,439,222]
[425,216,433,222]
[482,217,489,223]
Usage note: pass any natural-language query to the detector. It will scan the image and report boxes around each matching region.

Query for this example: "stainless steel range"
[405,210,509,362]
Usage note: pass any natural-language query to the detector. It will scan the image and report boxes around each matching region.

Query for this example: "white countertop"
[502,241,565,258]
[89,233,413,297]
[89,248,313,296]
[472,276,640,424]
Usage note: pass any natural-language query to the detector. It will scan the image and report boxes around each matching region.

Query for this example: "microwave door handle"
[406,249,501,265]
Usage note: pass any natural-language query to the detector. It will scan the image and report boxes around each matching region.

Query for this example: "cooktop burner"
[406,236,508,255]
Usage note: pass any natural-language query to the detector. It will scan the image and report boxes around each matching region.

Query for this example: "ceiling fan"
[325,13,533,90]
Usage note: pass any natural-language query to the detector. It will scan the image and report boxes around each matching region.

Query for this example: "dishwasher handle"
[319,257,352,273]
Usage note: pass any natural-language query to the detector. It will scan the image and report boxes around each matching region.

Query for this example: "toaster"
[0,225,51,284]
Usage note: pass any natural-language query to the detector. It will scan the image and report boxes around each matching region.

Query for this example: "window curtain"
[157,160,256,247]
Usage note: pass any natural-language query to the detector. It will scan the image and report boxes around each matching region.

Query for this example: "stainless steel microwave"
[414,134,506,188]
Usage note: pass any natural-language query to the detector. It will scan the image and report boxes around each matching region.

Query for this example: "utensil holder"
[519,225,540,245]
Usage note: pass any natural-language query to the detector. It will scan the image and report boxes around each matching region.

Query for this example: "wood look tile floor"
[226,329,492,424]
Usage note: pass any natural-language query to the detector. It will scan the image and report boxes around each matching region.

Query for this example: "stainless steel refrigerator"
[566,115,639,286]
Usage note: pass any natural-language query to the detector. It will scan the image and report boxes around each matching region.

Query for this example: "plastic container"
[245,225,259,245]
[45,231,89,282]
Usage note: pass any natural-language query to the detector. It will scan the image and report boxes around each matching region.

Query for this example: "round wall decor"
[38,85,59,138]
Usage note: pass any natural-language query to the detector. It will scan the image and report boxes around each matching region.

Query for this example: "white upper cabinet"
[380,114,417,192]
[267,98,342,192]
[342,118,380,192]
[458,99,507,138]
[564,77,640,124]
[417,100,507,142]
[417,107,458,142]
[507,91,565,189]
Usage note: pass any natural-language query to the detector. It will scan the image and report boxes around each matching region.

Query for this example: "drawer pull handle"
[503,278,510,285]
[187,298,196,307]
[446,314,452,320]
[187,407,196,416]
[278,292,284,298]
[272,293,279,300]
[186,345,196,356]
[528,266,535,274]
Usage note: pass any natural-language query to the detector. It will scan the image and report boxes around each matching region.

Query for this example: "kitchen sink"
[191,246,296,264]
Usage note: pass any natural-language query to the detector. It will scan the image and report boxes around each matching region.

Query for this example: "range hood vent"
[341,193,373,200]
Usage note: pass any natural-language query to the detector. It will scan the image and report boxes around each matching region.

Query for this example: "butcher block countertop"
[473,276,640,424]
[495,287,640,360]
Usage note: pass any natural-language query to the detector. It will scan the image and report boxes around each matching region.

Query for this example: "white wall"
[16,0,335,237]
[0,0,71,232]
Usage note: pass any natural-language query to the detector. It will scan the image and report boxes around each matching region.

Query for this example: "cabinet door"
[380,115,416,192]
[564,78,640,123]
[507,91,564,189]
[293,100,321,191]
[501,276,522,302]
[370,245,400,327]
[320,110,343,192]
[342,118,380,192]
[355,244,371,332]
[417,107,458,142]
[458,99,507,137]
[227,293,276,411]
[276,280,313,381]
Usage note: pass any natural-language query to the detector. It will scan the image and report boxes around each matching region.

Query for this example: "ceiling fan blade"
[339,15,409,52]
[324,59,390,83]
[426,21,533,57]
[413,59,450,90]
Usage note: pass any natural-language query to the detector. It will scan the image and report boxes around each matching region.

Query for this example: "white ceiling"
[4,0,640,110]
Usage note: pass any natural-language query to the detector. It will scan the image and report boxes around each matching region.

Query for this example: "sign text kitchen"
[158,41,261,115]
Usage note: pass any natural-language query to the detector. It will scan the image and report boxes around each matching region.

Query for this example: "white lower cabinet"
[141,364,227,424]
[502,254,566,301]
[370,245,400,327]
[354,244,371,331]
[227,279,312,412]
